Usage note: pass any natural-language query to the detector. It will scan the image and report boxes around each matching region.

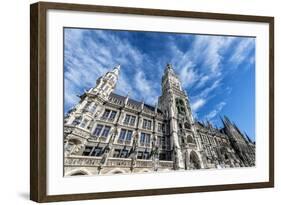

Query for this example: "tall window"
[120,150,129,158]
[119,129,127,141]
[72,116,82,126]
[130,116,136,125]
[92,124,111,140]
[102,109,110,118]
[101,109,117,121]
[123,114,136,125]
[82,146,92,156]
[137,151,150,159]
[124,115,130,124]
[118,129,133,143]
[79,118,89,128]
[93,124,103,136]
[126,130,133,141]
[142,119,152,130]
[91,147,103,156]
[82,146,103,156]
[161,135,166,149]
[158,123,161,132]
[140,132,151,145]
[108,111,117,121]
[158,123,165,133]
[101,126,111,138]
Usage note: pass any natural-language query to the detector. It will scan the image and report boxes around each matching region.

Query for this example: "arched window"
[189,151,201,169]
[186,135,194,143]
[184,122,191,129]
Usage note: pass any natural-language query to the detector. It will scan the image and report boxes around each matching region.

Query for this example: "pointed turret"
[112,64,121,76]
[90,65,121,100]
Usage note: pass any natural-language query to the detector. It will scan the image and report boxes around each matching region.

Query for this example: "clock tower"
[158,64,204,170]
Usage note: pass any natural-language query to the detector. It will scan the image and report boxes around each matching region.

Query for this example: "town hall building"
[63,64,255,176]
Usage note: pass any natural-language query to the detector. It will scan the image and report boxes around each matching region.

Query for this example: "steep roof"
[108,93,163,114]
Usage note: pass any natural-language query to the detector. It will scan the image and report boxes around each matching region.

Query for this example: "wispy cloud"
[229,38,255,67]
[191,98,206,112]
[205,101,226,120]
[64,28,255,135]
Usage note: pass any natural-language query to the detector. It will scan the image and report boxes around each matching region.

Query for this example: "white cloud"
[64,28,159,111]
[64,29,254,127]
[229,38,255,66]
[191,98,206,112]
[132,70,158,105]
[179,65,199,88]
[205,101,226,120]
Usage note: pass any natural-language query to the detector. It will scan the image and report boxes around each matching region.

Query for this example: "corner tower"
[158,64,204,170]
[90,65,120,101]
[64,65,121,157]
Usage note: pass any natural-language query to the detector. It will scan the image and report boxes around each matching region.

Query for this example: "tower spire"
[112,64,121,76]
[90,65,120,100]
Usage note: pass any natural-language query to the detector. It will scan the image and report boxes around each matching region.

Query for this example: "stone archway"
[107,168,126,175]
[139,168,151,173]
[189,151,202,169]
[65,168,91,176]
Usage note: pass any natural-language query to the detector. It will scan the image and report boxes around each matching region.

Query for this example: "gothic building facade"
[63,64,255,176]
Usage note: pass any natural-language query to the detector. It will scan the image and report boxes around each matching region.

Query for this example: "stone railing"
[64,125,91,139]
[139,142,151,148]
[136,159,153,168]
[116,139,132,146]
[64,156,101,167]
[106,158,132,167]
[158,160,174,168]
[65,156,173,169]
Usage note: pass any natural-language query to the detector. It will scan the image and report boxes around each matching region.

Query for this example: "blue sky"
[64,28,255,141]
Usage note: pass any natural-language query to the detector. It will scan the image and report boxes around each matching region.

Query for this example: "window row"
[83,146,104,157]
[72,116,91,129]
[91,125,151,146]
[82,146,171,161]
